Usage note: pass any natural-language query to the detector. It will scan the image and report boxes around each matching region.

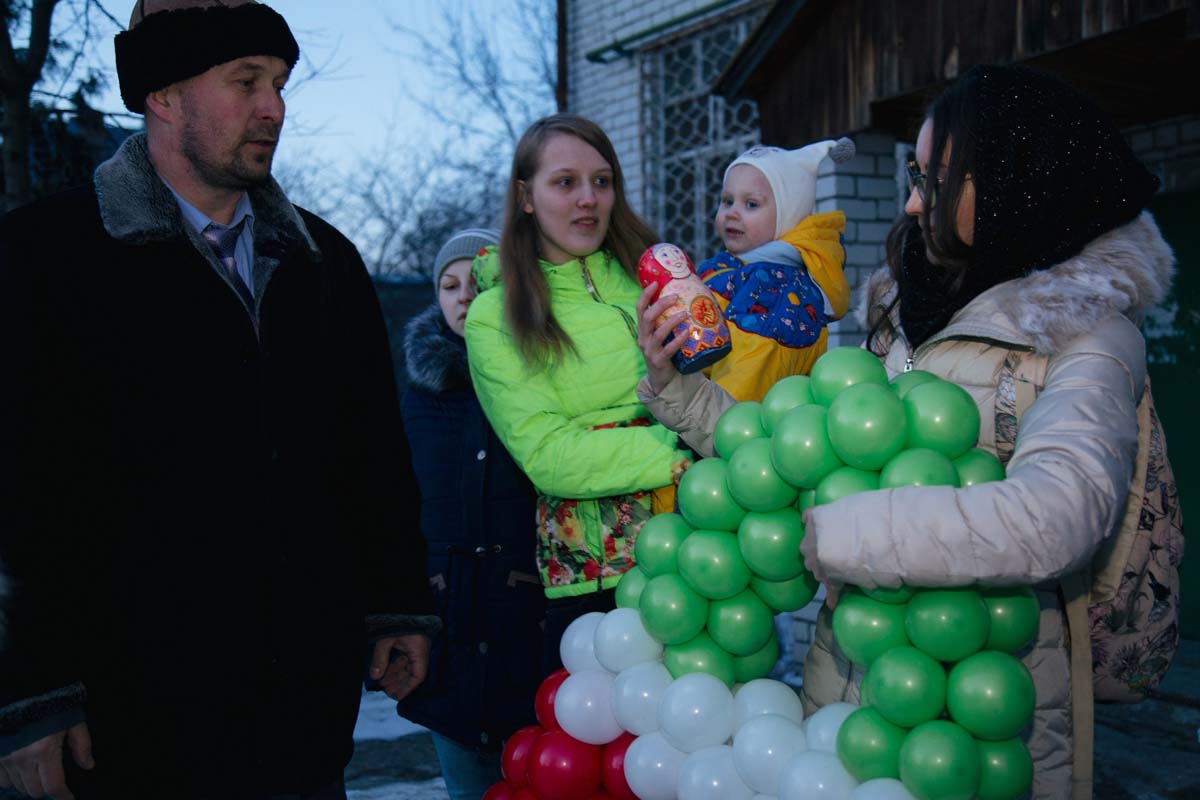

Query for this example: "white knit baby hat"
[725,137,856,237]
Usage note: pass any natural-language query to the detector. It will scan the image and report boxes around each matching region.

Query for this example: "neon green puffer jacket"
[465,248,691,599]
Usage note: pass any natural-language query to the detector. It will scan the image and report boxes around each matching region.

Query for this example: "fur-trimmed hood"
[860,211,1175,355]
[94,133,320,261]
[404,304,471,393]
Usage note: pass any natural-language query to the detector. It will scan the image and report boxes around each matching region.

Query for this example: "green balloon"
[903,381,981,460]
[707,588,774,655]
[982,587,1040,653]
[880,448,961,489]
[836,707,907,782]
[638,573,708,645]
[760,375,815,434]
[906,589,991,663]
[738,508,805,581]
[862,646,947,728]
[862,585,916,604]
[677,458,747,531]
[677,530,752,599]
[633,513,692,576]
[750,571,819,612]
[714,401,767,459]
[891,369,941,398]
[770,404,843,489]
[827,383,908,470]
[733,630,780,682]
[976,738,1034,800]
[615,566,649,609]
[796,489,817,515]
[664,631,736,686]
[899,721,981,800]
[946,651,1036,741]
[727,438,798,512]
[815,466,880,505]
[810,347,889,406]
[954,448,1006,487]
[831,589,910,667]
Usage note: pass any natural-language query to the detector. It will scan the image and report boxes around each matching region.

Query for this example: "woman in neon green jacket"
[465,114,692,673]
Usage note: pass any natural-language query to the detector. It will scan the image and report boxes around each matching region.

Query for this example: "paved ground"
[3,640,1196,799]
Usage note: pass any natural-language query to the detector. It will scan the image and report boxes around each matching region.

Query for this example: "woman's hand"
[637,284,687,394]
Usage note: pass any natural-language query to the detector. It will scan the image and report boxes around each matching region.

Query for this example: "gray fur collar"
[860,212,1175,355]
[93,133,320,260]
[404,304,471,393]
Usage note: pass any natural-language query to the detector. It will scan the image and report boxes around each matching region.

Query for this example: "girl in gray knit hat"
[397,227,544,800]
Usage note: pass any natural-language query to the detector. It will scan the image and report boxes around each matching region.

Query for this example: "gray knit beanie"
[432,228,500,291]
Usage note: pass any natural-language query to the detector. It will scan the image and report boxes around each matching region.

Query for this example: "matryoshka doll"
[637,242,732,374]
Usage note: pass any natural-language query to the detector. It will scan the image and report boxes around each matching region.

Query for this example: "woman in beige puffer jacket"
[635,65,1175,799]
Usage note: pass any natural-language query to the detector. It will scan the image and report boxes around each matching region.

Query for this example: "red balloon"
[526,729,603,800]
[511,789,538,800]
[535,668,570,730]
[483,781,516,800]
[601,732,638,800]
[502,725,544,787]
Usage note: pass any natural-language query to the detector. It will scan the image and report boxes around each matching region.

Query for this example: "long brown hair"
[500,114,657,367]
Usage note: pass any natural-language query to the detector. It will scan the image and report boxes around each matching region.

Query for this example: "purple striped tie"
[202,220,253,307]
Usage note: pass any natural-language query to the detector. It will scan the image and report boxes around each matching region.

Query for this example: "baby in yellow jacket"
[699,138,854,401]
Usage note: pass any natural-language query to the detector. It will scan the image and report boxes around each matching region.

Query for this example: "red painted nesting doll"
[637,243,731,374]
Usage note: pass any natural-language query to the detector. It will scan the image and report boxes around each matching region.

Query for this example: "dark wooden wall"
[742,0,1195,145]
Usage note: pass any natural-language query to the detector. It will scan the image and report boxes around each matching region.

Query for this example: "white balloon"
[560,611,607,674]
[658,672,735,753]
[625,732,688,800]
[851,778,918,799]
[554,669,623,745]
[678,745,755,800]
[804,702,858,754]
[594,607,664,672]
[613,661,673,736]
[777,750,858,800]
[733,679,805,729]
[732,714,807,795]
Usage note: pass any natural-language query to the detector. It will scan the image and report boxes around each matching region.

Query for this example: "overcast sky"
[76,0,516,174]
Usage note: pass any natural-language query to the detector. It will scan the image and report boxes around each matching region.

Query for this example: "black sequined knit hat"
[115,1,299,114]
[898,64,1159,348]
[970,64,1159,280]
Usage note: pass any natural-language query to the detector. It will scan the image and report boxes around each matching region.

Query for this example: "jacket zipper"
[580,256,639,339]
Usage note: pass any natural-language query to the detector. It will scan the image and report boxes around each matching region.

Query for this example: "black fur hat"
[115,1,299,114]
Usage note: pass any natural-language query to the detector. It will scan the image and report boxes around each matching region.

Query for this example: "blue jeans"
[431,732,503,800]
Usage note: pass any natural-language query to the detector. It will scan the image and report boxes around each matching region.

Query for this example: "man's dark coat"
[0,134,435,798]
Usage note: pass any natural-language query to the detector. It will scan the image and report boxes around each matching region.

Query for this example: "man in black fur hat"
[0,2,436,798]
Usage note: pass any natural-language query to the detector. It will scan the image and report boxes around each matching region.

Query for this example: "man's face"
[176,55,290,190]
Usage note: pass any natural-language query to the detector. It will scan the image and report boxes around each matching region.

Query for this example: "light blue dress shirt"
[164,182,257,294]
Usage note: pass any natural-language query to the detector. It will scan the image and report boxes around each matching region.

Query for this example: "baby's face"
[715,164,775,255]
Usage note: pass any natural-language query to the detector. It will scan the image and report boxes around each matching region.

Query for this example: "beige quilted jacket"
[638,212,1175,798]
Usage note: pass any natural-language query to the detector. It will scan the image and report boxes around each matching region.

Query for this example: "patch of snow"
[347,778,448,799]
[354,689,428,742]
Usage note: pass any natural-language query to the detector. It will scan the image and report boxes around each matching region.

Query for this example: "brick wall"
[814,130,904,346]
[567,0,712,215]
[1126,113,1200,195]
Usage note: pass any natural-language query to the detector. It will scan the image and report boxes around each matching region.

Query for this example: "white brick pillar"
[813,130,900,347]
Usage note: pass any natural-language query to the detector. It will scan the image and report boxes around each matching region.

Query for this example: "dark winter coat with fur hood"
[397,304,543,751]
[0,133,436,798]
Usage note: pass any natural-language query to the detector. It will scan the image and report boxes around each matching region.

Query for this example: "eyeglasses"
[905,160,932,206]
[906,160,971,207]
